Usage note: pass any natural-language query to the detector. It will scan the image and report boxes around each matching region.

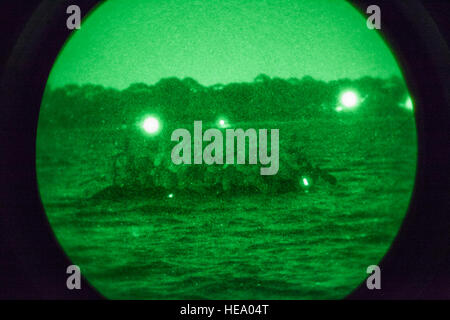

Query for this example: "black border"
[348,0,450,299]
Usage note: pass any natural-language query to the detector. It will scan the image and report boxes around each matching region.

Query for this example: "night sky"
[49,0,403,89]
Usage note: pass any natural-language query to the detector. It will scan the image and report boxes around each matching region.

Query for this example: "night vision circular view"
[36,0,417,299]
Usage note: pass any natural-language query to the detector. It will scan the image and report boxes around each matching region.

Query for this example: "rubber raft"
[102,150,337,198]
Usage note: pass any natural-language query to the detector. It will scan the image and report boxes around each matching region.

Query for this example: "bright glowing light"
[167,193,174,198]
[336,106,343,112]
[303,178,309,186]
[219,119,225,126]
[143,117,160,134]
[340,91,359,108]
[405,97,413,110]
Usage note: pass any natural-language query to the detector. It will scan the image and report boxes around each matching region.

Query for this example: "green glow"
[47,0,404,89]
[36,0,417,300]
[218,118,230,128]
[142,117,160,134]
[405,96,414,110]
[340,91,360,109]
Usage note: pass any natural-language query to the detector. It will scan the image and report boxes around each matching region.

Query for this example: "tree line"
[39,74,410,129]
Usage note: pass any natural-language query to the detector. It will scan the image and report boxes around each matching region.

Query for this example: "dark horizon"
[45,73,406,91]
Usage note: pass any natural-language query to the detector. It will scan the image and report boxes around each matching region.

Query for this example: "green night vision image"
[36,0,417,299]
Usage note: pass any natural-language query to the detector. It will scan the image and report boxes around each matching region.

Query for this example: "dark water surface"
[37,116,416,299]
